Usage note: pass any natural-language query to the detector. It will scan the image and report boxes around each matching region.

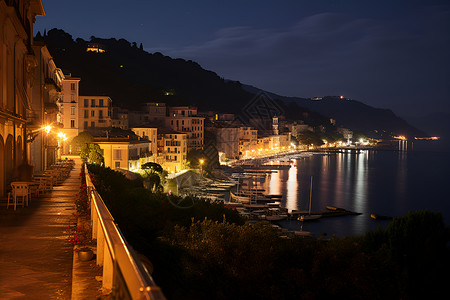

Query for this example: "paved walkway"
[0,159,81,299]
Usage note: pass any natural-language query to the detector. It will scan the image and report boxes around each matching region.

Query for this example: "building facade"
[166,106,204,151]
[30,42,64,173]
[0,0,45,196]
[58,75,80,154]
[78,96,112,129]
[131,125,158,155]
[96,138,151,171]
[157,130,187,173]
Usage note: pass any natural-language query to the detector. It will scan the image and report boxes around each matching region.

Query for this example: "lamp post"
[199,159,204,176]
[57,132,68,160]
[43,125,52,168]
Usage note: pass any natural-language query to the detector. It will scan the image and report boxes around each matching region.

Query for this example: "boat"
[298,176,322,221]
[230,191,251,203]
[326,206,344,211]
[263,194,282,199]
[298,214,321,221]
[370,213,393,220]
[265,214,288,221]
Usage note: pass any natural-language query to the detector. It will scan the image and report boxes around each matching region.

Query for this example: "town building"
[95,136,152,171]
[0,0,45,196]
[166,106,204,151]
[131,125,158,155]
[239,126,258,158]
[78,96,112,129]
[58,75,80,154]
[112,107,129,129]
[30,41,65,173]
[157,129,187,173]
[141,102,166,121]
[215,127,240,161]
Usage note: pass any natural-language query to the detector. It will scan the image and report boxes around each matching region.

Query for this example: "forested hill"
[40,28,425,138]
[243,85,426,138]
[40,28,253,113]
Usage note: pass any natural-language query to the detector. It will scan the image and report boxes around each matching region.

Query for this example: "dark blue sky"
[35,0,450,118]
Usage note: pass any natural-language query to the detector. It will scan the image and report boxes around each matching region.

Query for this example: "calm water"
[262,141,450,237]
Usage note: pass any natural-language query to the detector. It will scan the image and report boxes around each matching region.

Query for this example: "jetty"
[289,206,361,219]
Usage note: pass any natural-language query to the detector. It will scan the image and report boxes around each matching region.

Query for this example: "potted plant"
[69,222,95,261]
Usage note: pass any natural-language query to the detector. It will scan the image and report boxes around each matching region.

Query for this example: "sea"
[256,140,450,238]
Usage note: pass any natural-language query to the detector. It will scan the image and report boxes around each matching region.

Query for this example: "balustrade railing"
[84,164,165,299]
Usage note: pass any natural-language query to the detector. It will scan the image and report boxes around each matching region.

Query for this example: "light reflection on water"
[258,146,449,238]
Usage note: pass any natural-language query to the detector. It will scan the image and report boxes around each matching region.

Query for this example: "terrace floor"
[0,158,104,299]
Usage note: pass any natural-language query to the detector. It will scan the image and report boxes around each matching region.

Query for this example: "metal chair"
[7,183,29,210]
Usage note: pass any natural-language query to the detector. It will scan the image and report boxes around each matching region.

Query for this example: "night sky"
[35,0,450,118]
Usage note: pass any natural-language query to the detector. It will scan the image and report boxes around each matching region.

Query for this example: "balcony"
[44,78,61,92]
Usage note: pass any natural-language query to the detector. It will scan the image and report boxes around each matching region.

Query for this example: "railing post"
[102,246,114,291]
[97,222,105,266]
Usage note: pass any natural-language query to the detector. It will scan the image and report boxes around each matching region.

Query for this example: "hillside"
[40,28,425,138]
[41,29,253,113]
[243,85,426,138]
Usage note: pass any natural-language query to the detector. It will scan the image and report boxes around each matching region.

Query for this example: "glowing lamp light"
[43,125,52,134]
[57,132,68,141]
[199,159,204,165]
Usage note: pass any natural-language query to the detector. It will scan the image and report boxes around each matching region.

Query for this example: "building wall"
[78,96,112,129]
[216,127,240,159]
[166,116,204,150]
[112,107,129,129]
[0,0,45,195]
[142,102,166,121]
[30,43,64,172]
[98,141,151,171]
[131,127,158,155]
[157,132,187,173]
[58,76,80,154]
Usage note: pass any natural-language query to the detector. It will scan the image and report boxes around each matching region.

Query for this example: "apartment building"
[112,107,129,129]
[142,102,166,121]
[131,125,158,155]
[57,76,81,154]
[239,127,258,157]
[166,106,204,151]
[0,0,45,195]
[215,127,240,160]
[78,96,112,129]
[30,41,65,172]
[157,129,187,173]
[95,137,151,171]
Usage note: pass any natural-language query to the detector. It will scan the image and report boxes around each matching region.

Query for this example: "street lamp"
[199,159,204,176]
[43,125,52,134]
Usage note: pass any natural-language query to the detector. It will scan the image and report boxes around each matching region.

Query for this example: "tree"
[88,144,104,165]
[141,162,165,192]
[71,131,94,155]
[297,131,324,149]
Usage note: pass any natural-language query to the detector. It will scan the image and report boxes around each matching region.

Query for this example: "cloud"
[149,6,450,115]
